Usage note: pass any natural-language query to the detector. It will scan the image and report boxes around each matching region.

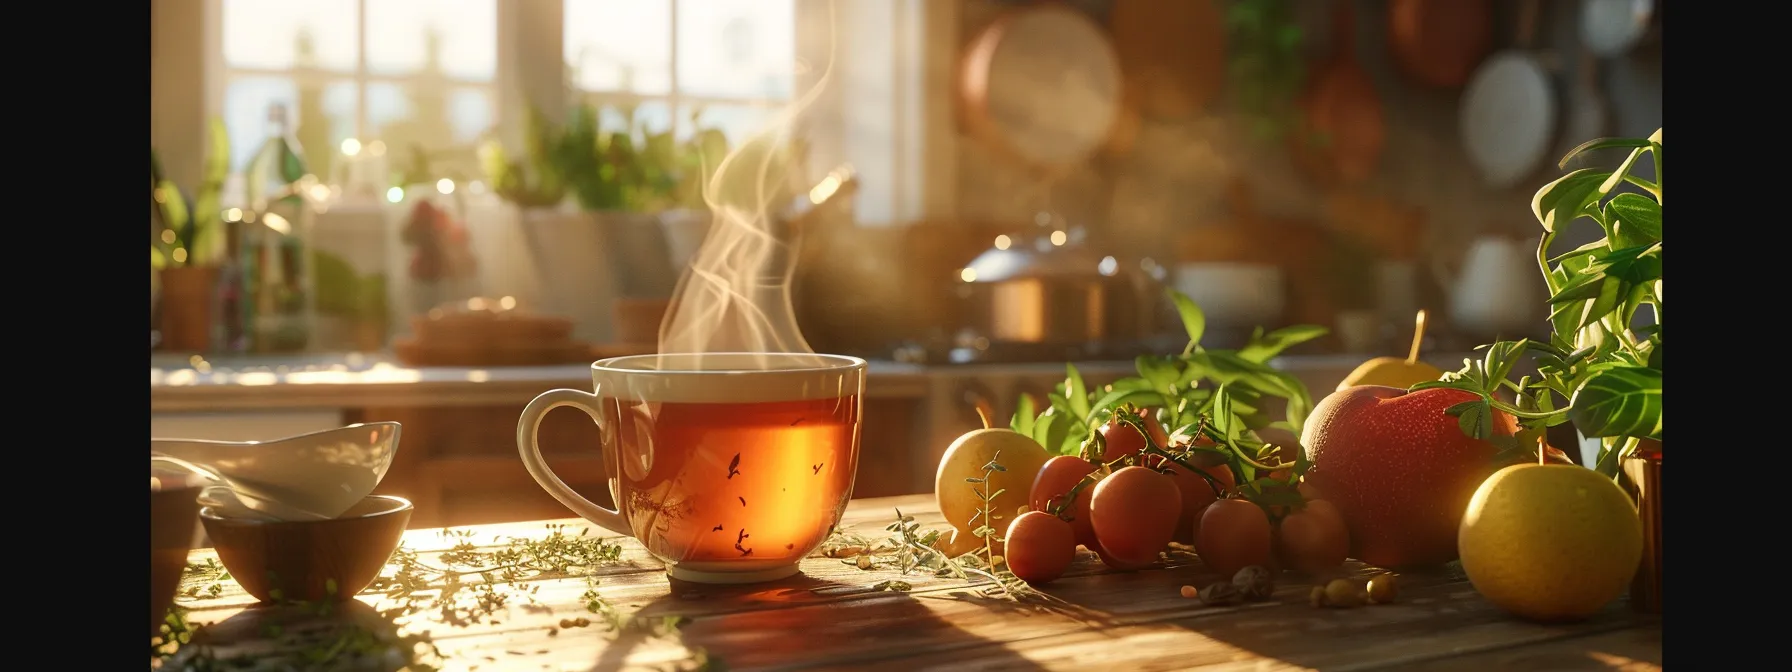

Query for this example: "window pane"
[676,0,795,100]
[684,104,779,146]
[222,0,359,72]
[565,0,672,95]
[223,76,356,174]
[366,84,494,153]
[364,0,497,81]
[448,88,497,142]
[595,100,674,137]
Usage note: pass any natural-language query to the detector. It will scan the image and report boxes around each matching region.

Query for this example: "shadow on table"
[162,599,428,671]
[841,554,1661,670]
[586,572,1049,671]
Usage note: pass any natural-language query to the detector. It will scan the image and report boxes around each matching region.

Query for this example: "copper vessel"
[1623,448,1662,613]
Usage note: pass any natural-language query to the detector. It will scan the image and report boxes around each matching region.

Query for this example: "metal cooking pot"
[956,217,1158,347]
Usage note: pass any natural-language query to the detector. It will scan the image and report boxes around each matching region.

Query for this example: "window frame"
[205,0,502,172]
[564,0,797,142]
[172,0,951,224]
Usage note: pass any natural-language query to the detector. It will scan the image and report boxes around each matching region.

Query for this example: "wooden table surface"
[161,495,1662,671]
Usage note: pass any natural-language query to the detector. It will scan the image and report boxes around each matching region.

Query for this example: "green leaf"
[1606,193,1662,248]
[1445,399,1494,440]
[1558,137,1653,168]
[1569,366,1663,439]
[1548,268,1608,305]
[1549,238,1612,262]
[1480,340,1526,389]
[1531,168,1609,232]
[1603,245,1662,285]
[1549,299,1587,350]
[1236,325,1329,363]
[1135,355,1180,394]
[1167,289,1207,352]
[1088,388,1166,418]
[1010,394,1036,436]
[1647,341,1661,371]
[1576,276,1625,331]
[1065,364,1091,420]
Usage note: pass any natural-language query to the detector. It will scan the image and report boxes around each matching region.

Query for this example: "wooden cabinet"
[353,397,922,530]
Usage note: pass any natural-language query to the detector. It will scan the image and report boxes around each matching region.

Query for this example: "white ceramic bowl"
[150,422,401,521]
[1172,262,1287,327]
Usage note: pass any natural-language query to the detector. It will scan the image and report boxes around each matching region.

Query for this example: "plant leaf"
[1064,364,1091,420]
[1445,399,1494,441]
[1135,355,1180,394]
[1647,341,1661,371]
[1010,394,1036,437]
[1531,168,1609,233]
[1236,325,1329,363]
[1167,289,1207,352]
[1577,276,1625,331]
[1558,137,1653,168]
[1569,366,1663,439]
[1606,193,1662,248]
[1088,388,1166,418]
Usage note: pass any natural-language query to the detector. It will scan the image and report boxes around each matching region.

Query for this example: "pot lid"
[960,212,1120,284]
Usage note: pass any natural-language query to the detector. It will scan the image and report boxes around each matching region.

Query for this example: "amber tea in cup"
[518,353,865,583]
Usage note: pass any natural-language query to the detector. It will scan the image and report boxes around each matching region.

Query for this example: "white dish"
[151,422,401,521]
[1460,52,1557,189]
[1581,0,1652,58]
[1172,262,1286,328]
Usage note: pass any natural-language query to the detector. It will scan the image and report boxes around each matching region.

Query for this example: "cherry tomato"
[1195,498,1273,577]
[1147,451,1236,543]
[1276,499,1349,574]
[1004,511,1077,584]
[1089,466,1183,569]
[1030,456,1099,547]
[1097,413,1166,464]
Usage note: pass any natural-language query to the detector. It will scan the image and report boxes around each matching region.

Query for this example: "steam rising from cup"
[656,1,842,371]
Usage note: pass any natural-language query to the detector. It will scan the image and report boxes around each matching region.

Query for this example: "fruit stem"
[1538,435,1546,467]
[1407,310,1427,365]
[1049,472,1101,520]
[974,405,993,430]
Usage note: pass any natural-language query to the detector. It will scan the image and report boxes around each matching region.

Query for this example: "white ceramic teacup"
[518,353,867,584]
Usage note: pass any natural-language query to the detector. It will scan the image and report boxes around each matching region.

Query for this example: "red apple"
[1300,385,1517,569]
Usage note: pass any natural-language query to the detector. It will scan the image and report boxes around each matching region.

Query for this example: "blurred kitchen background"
[150,0,1663,527]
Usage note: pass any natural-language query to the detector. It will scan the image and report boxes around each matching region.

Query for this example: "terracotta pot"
[1622,442,1662,614]
[158,266,220,353]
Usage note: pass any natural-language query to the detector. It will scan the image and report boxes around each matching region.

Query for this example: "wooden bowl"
[201,495,412,603]
[151,486,204,635]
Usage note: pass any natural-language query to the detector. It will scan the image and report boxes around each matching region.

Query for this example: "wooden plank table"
[158,495,1662,671]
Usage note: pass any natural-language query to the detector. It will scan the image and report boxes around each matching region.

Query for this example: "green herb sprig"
[1415,130,1663,479]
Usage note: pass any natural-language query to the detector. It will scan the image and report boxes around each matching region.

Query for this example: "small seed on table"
[1180,585,1198,599]
[856,555,872,570]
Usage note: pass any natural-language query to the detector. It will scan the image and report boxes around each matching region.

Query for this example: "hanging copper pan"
[1290,0,1386,187]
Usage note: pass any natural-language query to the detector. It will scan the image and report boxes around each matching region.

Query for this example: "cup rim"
[200,494,414,525]
[592,352,868,375]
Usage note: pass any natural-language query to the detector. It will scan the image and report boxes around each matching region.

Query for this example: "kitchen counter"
[149,351,1471,413]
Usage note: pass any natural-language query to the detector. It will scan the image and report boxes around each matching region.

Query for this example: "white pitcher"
[1435,235,1548,341]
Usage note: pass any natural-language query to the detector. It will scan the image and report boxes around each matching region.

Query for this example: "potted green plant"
[479,103,805,343]
[1416,129,1662,612]
[151,119,230,352]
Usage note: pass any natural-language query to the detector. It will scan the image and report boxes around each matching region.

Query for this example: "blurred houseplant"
[476,102,804,342]
[150,119,231,352]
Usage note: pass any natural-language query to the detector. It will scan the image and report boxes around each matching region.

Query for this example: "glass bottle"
[242,103,318,353]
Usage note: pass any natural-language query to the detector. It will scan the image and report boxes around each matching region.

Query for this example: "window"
[563,0,796,144]
[217,0,498,181]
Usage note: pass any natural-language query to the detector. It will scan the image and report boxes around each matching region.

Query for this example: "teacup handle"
[516,388,629,536]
